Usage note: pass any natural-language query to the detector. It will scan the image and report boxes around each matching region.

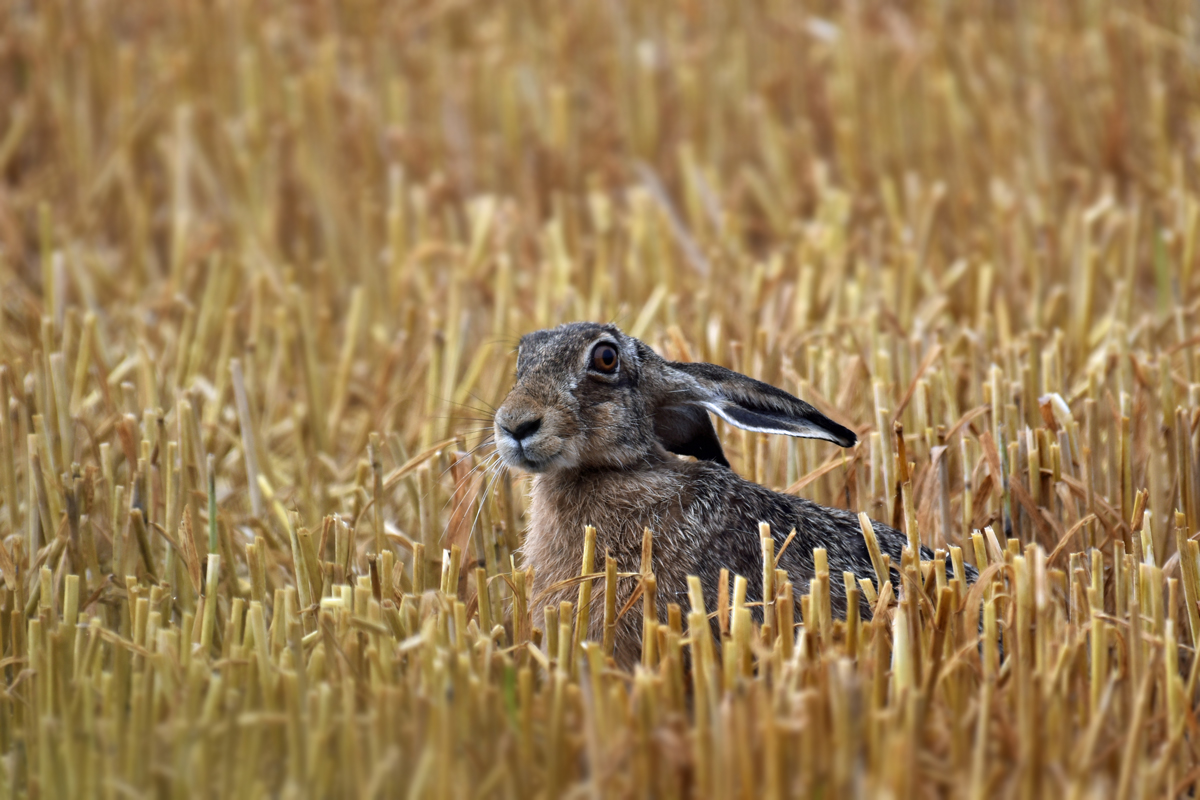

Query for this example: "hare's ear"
[654,405,729,467]
[658,361,857,448]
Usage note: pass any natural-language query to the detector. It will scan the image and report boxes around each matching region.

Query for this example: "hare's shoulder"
[677,466,873,566]
[674,461,803,530]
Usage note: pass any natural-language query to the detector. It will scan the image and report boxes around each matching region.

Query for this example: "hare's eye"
[590,343,619,374]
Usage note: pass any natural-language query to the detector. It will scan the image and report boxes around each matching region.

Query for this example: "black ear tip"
[829,420,857,448]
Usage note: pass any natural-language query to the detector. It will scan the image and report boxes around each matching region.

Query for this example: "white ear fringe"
[702,402,849,445]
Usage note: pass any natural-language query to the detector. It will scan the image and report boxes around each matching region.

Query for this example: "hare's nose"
[503,417,542,442]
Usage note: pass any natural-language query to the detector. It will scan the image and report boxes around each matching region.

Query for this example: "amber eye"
[591,343,619,374]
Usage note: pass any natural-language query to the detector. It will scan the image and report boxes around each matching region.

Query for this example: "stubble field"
[1,0,1199,796]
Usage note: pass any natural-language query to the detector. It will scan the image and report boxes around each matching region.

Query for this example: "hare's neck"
[523,467,673,588]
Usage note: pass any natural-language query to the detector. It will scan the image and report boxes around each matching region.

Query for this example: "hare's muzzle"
[494,407,564,473]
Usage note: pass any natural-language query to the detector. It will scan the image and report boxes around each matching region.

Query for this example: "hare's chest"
[522,489,652,581]
[523,474,699,607]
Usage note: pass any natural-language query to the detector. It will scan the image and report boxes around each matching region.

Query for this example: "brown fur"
[494,322,974,668]
[524,459,698,666]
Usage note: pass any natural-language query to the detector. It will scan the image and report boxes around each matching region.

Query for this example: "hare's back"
[684,464,971,618]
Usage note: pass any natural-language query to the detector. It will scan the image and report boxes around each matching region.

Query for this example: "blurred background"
[3,0,1197,524]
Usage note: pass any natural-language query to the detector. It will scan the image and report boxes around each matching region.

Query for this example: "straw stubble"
[0,0,1197,796]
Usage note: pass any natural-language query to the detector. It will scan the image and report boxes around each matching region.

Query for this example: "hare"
[493,322,972,667]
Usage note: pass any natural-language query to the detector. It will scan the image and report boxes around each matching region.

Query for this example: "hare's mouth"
[503,449,566,474]
[514,455,551,472]
[496,435,566,474]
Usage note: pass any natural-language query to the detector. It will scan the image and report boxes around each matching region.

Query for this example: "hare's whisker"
[467,460,506,550]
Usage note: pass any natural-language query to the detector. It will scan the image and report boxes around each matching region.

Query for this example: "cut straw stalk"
[574,526,596,651]
[230,359,264,517]
[0,367,18,535]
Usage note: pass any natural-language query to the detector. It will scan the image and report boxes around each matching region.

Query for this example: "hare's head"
[493,322,857,474]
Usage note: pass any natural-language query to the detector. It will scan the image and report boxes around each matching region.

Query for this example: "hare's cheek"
[585,401,626,430]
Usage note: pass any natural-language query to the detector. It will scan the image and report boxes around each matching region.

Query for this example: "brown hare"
[493,322,971,666]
